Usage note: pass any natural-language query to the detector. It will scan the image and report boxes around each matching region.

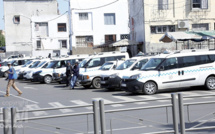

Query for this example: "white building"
[31,15,69,57]
[70,0,130,54]
[3,0,69,57]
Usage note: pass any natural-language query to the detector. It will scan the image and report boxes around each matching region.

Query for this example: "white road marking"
[25,104,48,116]
[0,91,38,104]
[70,100,92,110]
[112,96,146,105]
[92,98,124,107]
[138,95,169,103]
[49,102,73,113]
[23,86,38,90]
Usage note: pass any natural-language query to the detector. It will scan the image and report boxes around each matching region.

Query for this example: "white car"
[100,56,151,90]
[121,50,215,95]
[78,60,124,89]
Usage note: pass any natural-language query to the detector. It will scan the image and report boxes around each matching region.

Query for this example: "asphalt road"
[0,78,215,134]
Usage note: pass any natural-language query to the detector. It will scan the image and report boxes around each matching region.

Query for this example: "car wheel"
[143,81,157,95]
[3,72,8,77]
[83,85,91,88]
[44,75,52,84]
[205,76,215,90]
[92,78,101,89]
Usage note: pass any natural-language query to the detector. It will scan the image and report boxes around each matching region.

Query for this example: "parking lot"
[0,78,215,134]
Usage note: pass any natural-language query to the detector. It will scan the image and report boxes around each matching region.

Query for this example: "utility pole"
[68,1,73,55]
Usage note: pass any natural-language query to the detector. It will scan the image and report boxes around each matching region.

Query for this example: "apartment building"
[128,0,215,54]
[70,0,130,54]
[3,0,69,57]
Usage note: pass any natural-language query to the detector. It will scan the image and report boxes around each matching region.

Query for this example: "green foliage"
[0,32,5,47]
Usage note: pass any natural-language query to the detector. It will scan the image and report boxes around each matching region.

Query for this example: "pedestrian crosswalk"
[24,90,215,116]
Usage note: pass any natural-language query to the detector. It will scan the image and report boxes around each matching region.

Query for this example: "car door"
[158,57,181,89]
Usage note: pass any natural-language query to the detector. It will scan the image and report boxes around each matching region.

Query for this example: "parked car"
[0,57,34,77]
[0,47,5,52]
[100,56,152,90]
[33,55,87,84]
[23,59,51,80]
[121,50,215,95]
[76,60,124,89]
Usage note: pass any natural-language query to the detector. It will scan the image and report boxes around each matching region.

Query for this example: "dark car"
[0,47,6,52]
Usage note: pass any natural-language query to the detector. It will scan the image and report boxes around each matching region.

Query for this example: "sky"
[0,0,68,30]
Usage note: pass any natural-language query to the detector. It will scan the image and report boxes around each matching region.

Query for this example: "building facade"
[3,0,69,57]
[70,0,130,54]
[128,0,215,54]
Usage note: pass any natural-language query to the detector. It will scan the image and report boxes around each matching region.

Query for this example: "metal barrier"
[2,93,215,134]
[178,93,215,133]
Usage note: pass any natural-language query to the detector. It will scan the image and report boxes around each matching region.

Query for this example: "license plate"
[100,81,106,84]
[121,83,126,87]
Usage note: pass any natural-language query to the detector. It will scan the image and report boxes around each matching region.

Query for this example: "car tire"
[44,75,52,84]
[205,76,215,90]
[143,81,157,95]
[83,85,91,88]
[3,72,8,78]
[92,77,101,89]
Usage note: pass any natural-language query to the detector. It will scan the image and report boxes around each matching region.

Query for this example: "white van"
[23,59,51,80]
[100,56,151,90]
[33,55,87,84]
[0,57,34,77]
[80,51,129,74]
[78,60,124,89]
[121,50,215,95]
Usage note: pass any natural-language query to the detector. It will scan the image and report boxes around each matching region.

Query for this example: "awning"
[160,31,215,43]
[93,39,139,49]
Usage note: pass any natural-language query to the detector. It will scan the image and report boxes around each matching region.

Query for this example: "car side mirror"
[158,66,164,71]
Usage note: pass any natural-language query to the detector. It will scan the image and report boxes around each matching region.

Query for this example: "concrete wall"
[3,0,58,57]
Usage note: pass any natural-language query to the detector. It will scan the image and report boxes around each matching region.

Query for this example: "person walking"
[66,61,72,87]
[4,63,22,97]
[71,62,79,89]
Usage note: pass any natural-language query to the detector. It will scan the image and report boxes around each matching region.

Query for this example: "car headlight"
[130,74,141,79]
[110,73,119,78]
[84,75,90,80]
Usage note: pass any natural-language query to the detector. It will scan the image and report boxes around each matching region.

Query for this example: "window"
[192,23,209,31]
[37,41,41,49]
[161,58,178,70]
[35,22,48,37]
[150,25,175,34]
[59,40,67,48]
[105,35,116,43]
[14,16,20,24]
[76,36,93,47]
[192,0,208,9]
[104,13,115,25]
[179,56,196,67]
[158,0,168,10]
[209,55,215,62]
[133,59,148,70]
[58,23,67,32]
[79,13,88,20]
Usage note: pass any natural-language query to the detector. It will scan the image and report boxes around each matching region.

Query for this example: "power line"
[72,0,119,10]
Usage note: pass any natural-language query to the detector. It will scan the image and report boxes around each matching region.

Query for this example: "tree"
[0,31,5,47]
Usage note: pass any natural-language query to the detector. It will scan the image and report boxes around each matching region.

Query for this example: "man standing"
[71,62,79,89]
[4,63,22,97]
[66,61,72,87]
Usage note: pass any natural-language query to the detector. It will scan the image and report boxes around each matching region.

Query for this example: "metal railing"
[1,93,215,134]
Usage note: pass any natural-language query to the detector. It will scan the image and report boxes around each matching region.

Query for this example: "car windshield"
[141,58,164,70]
[46,61,58,68]
[79,59,89,68]
[36,61,47,68]
[22,61,33,67]
[29,61,40,68]
[99,62,113,70]
[115,59,136,70]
